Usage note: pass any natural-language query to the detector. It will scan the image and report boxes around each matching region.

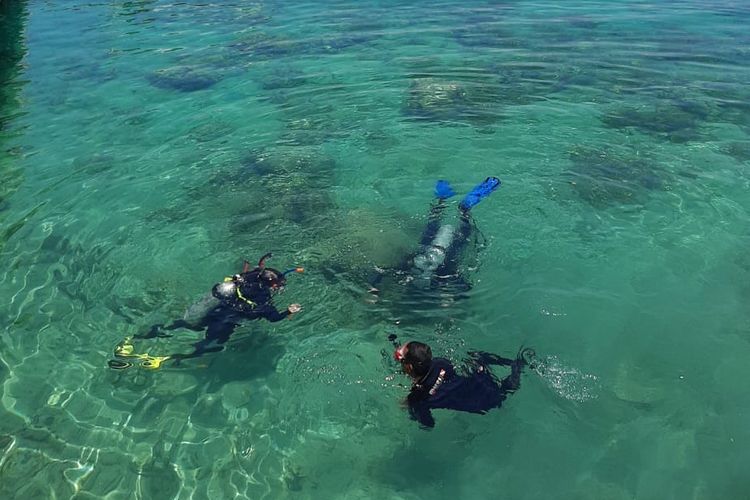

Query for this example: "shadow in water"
[0,0,29,242]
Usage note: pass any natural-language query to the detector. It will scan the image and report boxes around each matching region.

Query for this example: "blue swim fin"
[435,180,456,199]
[459,177,501,211]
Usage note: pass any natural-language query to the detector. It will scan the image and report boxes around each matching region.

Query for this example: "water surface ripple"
[1,1,750,498]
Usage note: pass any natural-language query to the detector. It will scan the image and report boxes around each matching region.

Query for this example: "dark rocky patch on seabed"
[564,145,665,209]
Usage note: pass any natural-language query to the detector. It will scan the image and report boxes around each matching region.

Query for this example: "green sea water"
[1,0,750,498]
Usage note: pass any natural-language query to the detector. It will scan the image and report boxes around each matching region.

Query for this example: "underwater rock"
[491,64,554,105]
[287,191,335,223]
[224,146,338,231]
[261,65,308,90]
[175,51,246,71]
[565,145,663,208]
[721,141,750,162]
[320,34,374,52]
[362,128,400,151]
[305,207,415,280]
[238,150,277,177]
[565,15,601,30]
[71,152,114,175]
[235,146,336,182]
[510,57,592,97]
[147,66,219,92]
[406,78,467,116]
[265,90,350,144]
[230,172,339,226]
[548,63,598,93]
[404,76,502,126]
[453,23,520,49]
[700,79,750,128]
[123,111,150,126]
[61,59,116,84]
[230,30,303,59]
[602,98,712,142]
[187,121,235,143]
[1,202,44,255]
[234,30,373,60]
[278,115,350,146]
[144,204,192,225]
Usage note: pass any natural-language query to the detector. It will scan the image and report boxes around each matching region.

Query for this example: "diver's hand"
[287,304,302,314]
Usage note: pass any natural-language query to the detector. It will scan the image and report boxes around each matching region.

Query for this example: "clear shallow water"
[1,0,750,498]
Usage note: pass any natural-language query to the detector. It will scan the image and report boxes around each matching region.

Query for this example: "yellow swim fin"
[108,359,133,370]
[113,337,172,370]
[114,337,136,358]
[140,355,171,370]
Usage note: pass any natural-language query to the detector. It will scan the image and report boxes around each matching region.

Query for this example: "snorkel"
[254,253,304,289]
[256,252,304,276]
[283,267,305,276]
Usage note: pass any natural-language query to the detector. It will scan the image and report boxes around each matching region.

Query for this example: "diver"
[390,336,532,428]
[371,176,500,293]
[108,253,302,370]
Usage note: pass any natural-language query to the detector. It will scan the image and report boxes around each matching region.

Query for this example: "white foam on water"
[530,355,600,402]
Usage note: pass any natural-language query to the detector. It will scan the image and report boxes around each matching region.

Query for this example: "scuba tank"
[411,224,456,283]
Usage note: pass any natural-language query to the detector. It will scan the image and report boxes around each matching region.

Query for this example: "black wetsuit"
[136,269,289,359]
[406,351,525,428]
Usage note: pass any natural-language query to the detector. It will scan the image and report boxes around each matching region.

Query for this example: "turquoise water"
[1,0,750,498]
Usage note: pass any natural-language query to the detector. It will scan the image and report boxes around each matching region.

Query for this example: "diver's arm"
[259,303,301,322]
[406,390,436,428]
[408,401,436,429]
[259,305,289,322]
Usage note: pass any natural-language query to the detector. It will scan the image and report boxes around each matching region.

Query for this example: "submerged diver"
[108,253,303,370]
[391,338,532,428]
[371,176,500,293]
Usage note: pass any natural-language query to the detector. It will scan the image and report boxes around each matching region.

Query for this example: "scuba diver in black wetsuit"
[370,177,501,294]
[108,253,303,370]
[391,338,532,428]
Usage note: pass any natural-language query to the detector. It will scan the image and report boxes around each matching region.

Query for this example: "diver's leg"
[419,200,448,246]
[134,318,205,339]
[419,179,458,245]
[438,176,499,266]
[469,350,515,367]
[499,360,523,393]
[442,210,474,264]
[171,316,238,362]
[499,348,533,393]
